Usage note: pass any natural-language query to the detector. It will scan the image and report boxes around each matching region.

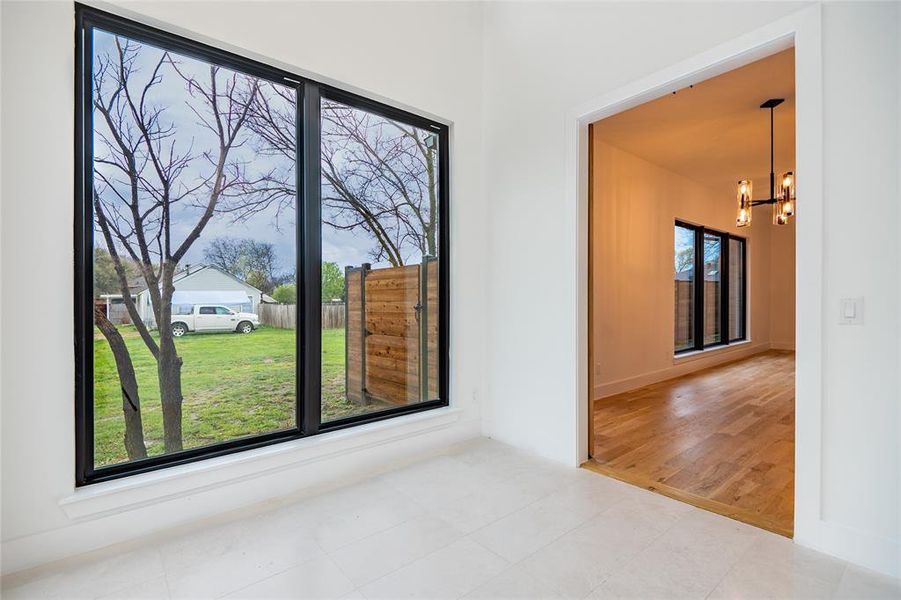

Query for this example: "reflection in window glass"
[674,224,696,352]
[320,97,441,423]
[90,29,296,467]
[703,232,722,345]
[729,238,745,341]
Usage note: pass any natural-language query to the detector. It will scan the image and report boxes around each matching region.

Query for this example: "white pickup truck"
[170,305,260,337]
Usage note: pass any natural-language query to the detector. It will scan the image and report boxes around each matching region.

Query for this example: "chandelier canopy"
[736,98,795,227]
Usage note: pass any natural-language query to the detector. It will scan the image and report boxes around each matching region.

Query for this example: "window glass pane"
[320,97,441,422]
[703,232,722,345]
[674,225,696,352]
[91,29,297,467]
[729,238,745,340]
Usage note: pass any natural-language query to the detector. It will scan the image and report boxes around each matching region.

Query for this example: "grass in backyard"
[94,325,353,466]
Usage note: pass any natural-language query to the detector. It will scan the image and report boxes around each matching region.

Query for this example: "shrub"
[272,283,296,304]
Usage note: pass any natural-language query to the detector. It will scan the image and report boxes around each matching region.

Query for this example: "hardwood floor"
[588,350,795,536]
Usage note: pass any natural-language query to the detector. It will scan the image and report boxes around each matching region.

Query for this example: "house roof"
[138,264,265,295]
[101,275,146,299]
[125,274,145,293]
[171,290,252,306]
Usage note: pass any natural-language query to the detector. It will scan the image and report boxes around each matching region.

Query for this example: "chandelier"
[736,98,796,227]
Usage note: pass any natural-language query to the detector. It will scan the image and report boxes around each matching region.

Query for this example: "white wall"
[481,0,807,474]
[481,0,899,577]
[0,0,487,574]
[591,139,795,399]
[817,0,899,573]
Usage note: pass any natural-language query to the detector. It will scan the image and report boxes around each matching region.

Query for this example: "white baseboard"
[594,342,774,399]
[0,409,480,577]
[795,518,900,579]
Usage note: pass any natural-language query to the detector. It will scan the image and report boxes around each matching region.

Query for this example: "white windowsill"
[673,339,752,364]
[59,406,462,521]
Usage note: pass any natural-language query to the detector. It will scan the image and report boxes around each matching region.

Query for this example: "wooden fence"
[322,302,345,329]
[257,257,440,408]
[346,257,439,407]
[258,301,346,330]
[674,279,731,347]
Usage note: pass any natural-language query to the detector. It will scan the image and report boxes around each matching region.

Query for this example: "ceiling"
[592,48,795,194]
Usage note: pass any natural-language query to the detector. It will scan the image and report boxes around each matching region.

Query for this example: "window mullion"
[721,232,730,345]
[301,82,322,436]
[694,226,704,351]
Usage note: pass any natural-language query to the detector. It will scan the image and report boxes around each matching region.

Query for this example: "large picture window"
[673,221,745,354]
[75,6,449,484]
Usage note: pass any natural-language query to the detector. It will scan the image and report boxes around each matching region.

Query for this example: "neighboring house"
[98,274,146,325]
[135,264,275,329]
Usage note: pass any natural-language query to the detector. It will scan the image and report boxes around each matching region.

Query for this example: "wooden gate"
[345,256,438,406]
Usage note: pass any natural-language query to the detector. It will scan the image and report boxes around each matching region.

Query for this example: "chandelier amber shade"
[736,180,752,227]
[773,199,788,225]
[780,171,795,217]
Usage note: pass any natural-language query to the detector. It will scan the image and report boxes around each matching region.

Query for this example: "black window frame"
[674,220,746,355]
[74,4,450,486]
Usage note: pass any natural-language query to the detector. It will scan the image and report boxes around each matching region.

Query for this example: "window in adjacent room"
[674,221,746,354]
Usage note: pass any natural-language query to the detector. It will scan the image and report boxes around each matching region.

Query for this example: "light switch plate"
[839,297,864,325]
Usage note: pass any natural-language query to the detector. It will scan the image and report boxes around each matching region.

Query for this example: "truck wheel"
[172,322,188,337]
[237,321,254,334]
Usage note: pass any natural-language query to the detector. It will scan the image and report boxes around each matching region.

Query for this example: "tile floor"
[2,438,899,599]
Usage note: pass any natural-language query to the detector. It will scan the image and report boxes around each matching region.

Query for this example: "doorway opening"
[586,48,797,537]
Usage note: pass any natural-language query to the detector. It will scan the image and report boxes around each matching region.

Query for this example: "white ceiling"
[592,48,795,194]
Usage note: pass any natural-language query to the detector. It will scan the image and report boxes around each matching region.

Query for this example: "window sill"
[59,406,462,521]
[674,339,751,364]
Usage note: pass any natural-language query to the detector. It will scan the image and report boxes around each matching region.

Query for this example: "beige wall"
[769,218,796,349]
[591,137,795,398]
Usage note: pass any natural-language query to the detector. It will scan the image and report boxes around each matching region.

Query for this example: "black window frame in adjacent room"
[727,235,748,344]
[74,4,450,486]
[674,220,746,355]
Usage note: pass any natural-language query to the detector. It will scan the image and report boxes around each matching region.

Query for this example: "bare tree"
[203,237,244,277]
[675,248,694,273]
[203,237,282,293]
[92,36,261,452]
[245,89,439,266]
[94,305,146,460]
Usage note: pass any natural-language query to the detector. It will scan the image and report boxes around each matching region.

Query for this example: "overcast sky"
[92,28,395,280]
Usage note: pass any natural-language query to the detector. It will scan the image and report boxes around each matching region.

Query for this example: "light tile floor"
[3,439,899,599]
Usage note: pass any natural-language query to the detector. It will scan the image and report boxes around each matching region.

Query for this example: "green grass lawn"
[93,325,355,467]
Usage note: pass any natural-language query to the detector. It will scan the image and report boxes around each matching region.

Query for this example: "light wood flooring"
[588,350,795,536]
